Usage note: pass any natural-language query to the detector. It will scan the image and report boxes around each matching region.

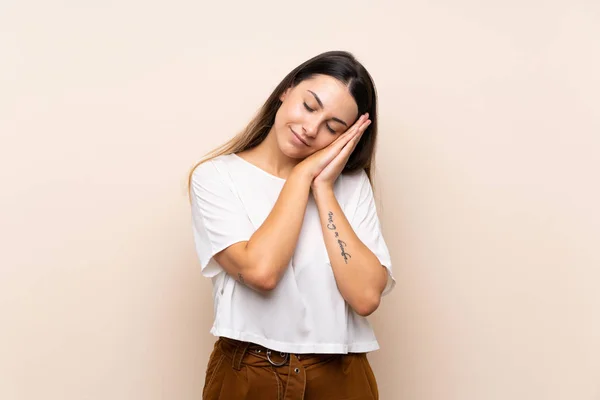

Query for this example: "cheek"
[278,101,305,123]
[314,134,339,150]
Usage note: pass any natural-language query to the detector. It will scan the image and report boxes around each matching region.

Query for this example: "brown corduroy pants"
[202,337,379,400]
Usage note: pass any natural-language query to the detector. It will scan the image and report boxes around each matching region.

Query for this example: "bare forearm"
[313,187,387,316]
[244,167,313,288]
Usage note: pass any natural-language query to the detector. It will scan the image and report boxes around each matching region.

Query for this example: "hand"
[311,113,371,191]
[294,113,371,184]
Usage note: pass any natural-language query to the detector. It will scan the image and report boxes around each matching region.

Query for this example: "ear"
[279,87,291,102]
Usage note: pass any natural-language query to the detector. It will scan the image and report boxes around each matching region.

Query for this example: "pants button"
[294,368,300,374]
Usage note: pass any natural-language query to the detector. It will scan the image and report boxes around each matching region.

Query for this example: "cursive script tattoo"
[327,211,352,264]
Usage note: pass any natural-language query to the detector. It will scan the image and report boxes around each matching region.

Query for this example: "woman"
[188,50,395,400]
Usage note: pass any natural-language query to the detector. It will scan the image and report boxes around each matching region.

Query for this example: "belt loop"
[232,341,250,370]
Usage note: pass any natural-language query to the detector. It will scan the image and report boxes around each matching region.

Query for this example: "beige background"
[2,1,599,399]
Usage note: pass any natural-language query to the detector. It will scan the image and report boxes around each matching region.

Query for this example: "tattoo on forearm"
[238,273,245,284]
[327,211,352,264]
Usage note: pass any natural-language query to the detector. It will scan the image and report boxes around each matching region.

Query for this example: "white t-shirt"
[190,153,395,354]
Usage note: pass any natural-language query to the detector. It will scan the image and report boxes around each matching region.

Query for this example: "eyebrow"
[307,90,348,127]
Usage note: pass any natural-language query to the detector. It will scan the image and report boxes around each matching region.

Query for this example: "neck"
[243,128,300,180]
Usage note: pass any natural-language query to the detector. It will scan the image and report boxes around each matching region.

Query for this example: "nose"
[302,117,320,138]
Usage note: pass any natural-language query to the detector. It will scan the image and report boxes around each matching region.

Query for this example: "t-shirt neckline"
[230,153,287,182]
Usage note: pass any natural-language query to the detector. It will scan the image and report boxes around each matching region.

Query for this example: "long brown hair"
[187,51,379,200]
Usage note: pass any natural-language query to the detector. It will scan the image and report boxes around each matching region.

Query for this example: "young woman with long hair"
[188,50,395,400]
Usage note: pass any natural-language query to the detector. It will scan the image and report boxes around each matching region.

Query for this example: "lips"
[290,128,309,147]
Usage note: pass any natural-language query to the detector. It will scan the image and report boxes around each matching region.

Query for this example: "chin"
[280,144,307,160]
[276,131,309,159]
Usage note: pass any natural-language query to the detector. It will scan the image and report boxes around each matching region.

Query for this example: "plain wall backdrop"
[2,1,599,399]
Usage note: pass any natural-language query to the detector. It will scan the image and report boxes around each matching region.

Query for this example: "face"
[273,74,359,159]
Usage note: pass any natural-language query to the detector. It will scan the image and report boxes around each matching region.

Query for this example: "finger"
[356,116,371,132]
[342,120,370,153]
[321,122,368,169]
[345,118,370,143]
[325,115,369,157]
[336,134,360,160]
[361,118,372,132]
[331,123,361,151]
[349,113,368,132]
[338,113,367,137]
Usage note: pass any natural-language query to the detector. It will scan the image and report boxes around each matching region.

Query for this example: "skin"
[214,74,388,316]
[238,74,361,179]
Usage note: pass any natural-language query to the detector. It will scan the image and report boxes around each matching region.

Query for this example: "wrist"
[291,163,316,185]
[311,183,335,199]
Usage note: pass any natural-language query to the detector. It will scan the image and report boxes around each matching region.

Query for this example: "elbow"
[352,292,381,317]
[254,276,277,292]
[249,266,279,292]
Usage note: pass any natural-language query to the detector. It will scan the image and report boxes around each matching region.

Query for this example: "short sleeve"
[350,171,396,296]
[190,160,256,278]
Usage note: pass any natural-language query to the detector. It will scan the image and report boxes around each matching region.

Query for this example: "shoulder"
[344,169,369,184]
[190,155,240,197]
[339,169,369,192]
[191,154,235,182]
[334,169,370,206]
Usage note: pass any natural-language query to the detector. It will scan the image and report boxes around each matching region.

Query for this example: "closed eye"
[304,102,337,134]
[303,102,315,112]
